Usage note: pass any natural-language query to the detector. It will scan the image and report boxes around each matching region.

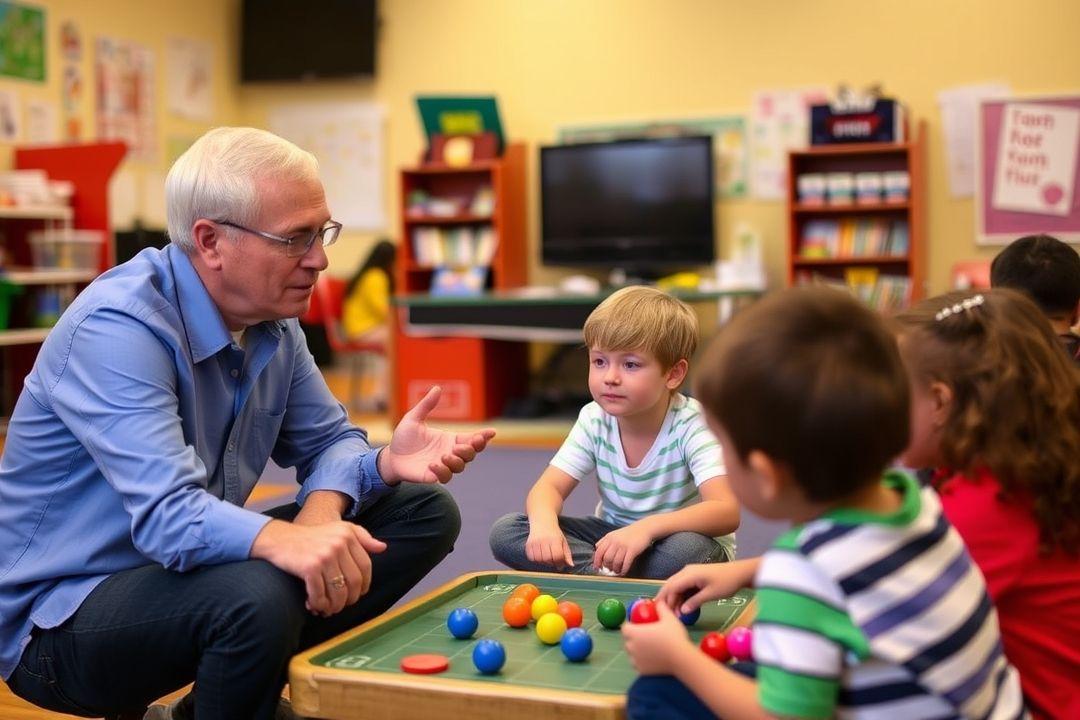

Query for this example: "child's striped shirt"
[550,394,732,556]
[753,471,1028,719]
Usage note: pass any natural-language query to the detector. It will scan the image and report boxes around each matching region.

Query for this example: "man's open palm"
[383,386,496,484]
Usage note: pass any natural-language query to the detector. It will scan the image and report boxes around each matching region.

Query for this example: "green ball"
[596,598,626,629]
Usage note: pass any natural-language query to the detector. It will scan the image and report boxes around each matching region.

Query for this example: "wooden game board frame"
[289,571,754,720]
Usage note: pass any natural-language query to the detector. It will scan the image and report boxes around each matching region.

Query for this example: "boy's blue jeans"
[489,512,729,579]
[6,483,460,720]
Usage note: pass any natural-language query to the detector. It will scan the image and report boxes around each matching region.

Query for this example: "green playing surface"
[311,572,753,696]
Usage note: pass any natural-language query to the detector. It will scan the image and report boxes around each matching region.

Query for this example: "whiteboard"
[269,102,385,230]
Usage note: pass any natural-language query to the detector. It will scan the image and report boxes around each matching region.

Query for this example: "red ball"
[700,631,731,662]
[629,598,659,624]
[556,600,583,628]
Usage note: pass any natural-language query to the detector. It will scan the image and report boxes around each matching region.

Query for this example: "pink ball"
[726,626,753,661]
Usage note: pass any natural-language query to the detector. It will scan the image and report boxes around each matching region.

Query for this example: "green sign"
[0,1,45,82]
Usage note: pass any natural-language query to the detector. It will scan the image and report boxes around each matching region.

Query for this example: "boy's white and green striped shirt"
[549,394,732,556]
[753,471,1028,720]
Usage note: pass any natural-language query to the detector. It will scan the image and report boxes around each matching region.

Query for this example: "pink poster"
[977,95,1080,244]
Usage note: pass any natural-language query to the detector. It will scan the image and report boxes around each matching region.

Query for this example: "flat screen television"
[241,0,377,82]
[540,136,715,275]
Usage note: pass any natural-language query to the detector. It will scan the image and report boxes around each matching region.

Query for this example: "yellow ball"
[531,594,559,621]
[535,612,568,645]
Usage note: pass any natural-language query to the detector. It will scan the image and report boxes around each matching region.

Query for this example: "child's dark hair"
[894,289,1080,555]
[695,287,910,503]
[990,234,1080,318]
[346,239,396,297]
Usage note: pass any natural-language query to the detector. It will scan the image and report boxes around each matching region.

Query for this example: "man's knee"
[215,561,307,648]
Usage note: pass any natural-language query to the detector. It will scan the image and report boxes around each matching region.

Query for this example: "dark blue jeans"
[6,483,460,720]
[627,663,756,719]
[489,512,730,579]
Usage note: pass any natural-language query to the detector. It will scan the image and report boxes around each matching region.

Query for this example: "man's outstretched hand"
[378,386,496,484]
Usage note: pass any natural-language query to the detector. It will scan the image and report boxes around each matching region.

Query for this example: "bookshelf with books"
[787,120,926,311]
[391,143,528,422]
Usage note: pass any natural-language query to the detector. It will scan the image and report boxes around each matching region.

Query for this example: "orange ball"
[502,596,532,628]
[556,600,583,628]
[510,583,541,605]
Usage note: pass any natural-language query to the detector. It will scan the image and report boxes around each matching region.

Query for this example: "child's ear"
[929,380,953,428]
[747,450,786,503]
[665,359,689,390]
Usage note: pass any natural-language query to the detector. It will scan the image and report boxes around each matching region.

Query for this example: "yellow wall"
[4,0,1080,293]
[0,0,240,224]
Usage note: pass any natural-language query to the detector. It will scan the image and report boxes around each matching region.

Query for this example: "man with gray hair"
[0,127,493,719]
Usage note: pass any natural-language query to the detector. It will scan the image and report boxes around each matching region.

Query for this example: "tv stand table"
[393,287,763,343]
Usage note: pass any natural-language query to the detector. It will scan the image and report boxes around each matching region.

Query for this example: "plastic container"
[27,229,105,270]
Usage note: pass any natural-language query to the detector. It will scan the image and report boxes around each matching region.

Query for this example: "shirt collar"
[167,245,287,362]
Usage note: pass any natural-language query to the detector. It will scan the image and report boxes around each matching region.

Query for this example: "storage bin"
[27,229,105,270]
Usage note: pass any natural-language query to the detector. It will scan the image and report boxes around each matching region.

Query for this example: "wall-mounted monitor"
[540,136,715,275]
[241,0,377,82]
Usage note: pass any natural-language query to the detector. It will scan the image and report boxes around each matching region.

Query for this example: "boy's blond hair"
[582,286,698,369]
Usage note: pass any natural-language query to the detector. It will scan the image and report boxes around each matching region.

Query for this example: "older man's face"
[216,174,331,327]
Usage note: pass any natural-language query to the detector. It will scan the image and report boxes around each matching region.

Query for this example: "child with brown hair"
[894,288,1080,719]
[489,285,739,578]
[621,286,1027,720]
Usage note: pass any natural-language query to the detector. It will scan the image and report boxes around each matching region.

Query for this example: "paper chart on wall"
[750,87,829,200]
[166,37,213,122]
[937,83,1011,198]
[270,102,385,230]
[96,36,156,162]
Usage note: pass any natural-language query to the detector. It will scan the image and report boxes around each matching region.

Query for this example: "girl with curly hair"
[894,288,1080,719]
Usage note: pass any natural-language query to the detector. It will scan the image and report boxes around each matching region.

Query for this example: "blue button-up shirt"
[0,245,392,679]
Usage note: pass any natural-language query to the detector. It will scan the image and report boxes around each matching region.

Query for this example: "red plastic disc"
[400,653,450,674]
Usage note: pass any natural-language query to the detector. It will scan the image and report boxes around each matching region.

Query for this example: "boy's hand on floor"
[622,601,694,675]
[525,524,574,569]
[593,523,652,575]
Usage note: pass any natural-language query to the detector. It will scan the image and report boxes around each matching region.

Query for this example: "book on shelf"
[798,218,909,259]
[411,225,498,268]
[795,269,911,312]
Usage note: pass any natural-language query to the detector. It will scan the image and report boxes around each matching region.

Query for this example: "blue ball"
[447,608,479,639]
[472,638,506,674]
[560,627,593,662]
[626,596,649,620]
[679,606,701,626]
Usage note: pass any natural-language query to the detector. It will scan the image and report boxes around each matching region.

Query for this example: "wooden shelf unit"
[0,142,126,429]
[391,143,529,422]
[787,120,927,309]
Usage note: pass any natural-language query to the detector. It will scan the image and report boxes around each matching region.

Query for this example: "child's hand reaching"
[656,560,757,615]
[593,523,653,575]
[622,600,695,675]
[525,522,574,569]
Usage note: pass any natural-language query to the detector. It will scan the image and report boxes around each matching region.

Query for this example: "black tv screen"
[241,0,377,82]
[541,136,715,273]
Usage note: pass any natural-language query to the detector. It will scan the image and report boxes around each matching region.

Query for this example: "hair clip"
[935,294,985,321]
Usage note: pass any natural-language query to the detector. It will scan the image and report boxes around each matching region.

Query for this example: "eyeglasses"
[216,219,342,257]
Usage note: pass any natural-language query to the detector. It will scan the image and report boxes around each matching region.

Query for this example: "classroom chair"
[311,275,387,413]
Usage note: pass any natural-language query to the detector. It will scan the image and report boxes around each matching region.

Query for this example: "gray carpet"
[258,446,789,604]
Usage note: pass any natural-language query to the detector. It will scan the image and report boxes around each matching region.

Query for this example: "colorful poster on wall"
[558,115,749,198]
[96,36,156,162]
[977,95,1080,244]
[750,87,829,200]
[0,1,44,81]
[270,102,385,230]
[166,37,212,121]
